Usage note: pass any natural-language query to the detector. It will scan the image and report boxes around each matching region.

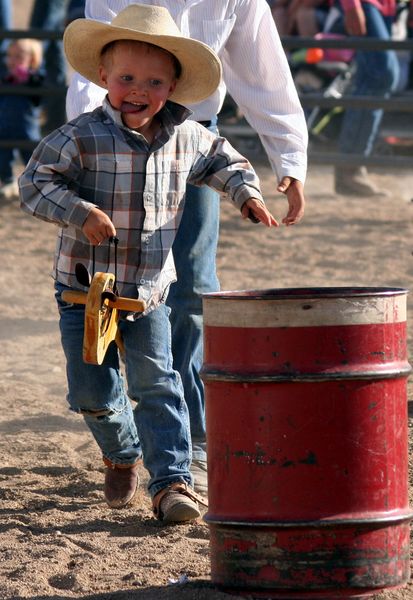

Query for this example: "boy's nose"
[131,82,148,95]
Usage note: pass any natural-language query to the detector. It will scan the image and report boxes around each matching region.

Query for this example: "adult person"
[66,0,308,497]
[29,0,67,133]
[332,0,400,195]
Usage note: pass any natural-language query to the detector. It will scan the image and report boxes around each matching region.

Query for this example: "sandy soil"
[1,159,413,600]
[2,2,413,599]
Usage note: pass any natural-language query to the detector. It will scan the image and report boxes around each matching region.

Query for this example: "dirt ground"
[2,3,413,600]
[1,159,413,600]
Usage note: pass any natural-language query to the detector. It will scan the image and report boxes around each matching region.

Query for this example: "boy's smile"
[120,101,150,114]
[99,41,178,141]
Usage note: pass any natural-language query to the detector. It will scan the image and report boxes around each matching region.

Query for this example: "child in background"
[19,5,277,524]
[0,38,43,200]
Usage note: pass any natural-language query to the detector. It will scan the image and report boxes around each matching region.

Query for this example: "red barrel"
[202,287,412,599]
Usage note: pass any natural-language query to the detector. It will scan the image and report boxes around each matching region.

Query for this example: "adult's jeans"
[167,122,220,463]
[55,284,193,498]
[0,0,11,29]
[334,2,399,156]
[0,0,11,76]
[30,0,67,132]
[0,95,41,183]
[0,147,34,184]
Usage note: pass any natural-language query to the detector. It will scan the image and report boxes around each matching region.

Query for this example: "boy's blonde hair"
[9,38,43,71]
[100,40,182,80]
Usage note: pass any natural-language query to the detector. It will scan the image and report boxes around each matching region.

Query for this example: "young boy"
[19,4,277,524]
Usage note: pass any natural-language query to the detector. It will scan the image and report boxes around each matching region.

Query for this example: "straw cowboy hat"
[63,4,222,105]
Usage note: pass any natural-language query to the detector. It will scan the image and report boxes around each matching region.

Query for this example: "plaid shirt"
[19,99,263,312]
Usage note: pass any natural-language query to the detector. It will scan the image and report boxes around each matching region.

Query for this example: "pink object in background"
[10,65,30,84]
[313,33,355,63]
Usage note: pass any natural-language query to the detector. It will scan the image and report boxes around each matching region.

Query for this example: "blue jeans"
[0,0,11,28]
[55,284,193,498]
[0,95,41,183]
[0,147,34,184]
[334,2,399,156]
[0,0,11,75]
[167,124,220,462]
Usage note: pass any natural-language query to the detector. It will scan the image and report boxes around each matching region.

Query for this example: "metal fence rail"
[230,35,413,168]
[1,30,412,167]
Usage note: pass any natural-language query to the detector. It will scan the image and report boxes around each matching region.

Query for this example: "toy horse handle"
[61,290,146,313]
[61,273,147,365]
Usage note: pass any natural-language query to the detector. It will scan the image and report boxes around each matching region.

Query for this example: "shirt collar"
[102,96,192,138]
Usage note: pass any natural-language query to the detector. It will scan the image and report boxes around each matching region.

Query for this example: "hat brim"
[64,19,222,105]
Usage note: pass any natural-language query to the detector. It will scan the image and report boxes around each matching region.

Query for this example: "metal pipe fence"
[225,35,413,168]
[1,30,413,167]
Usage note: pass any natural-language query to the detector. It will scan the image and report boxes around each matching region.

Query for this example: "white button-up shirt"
[65,0,308,184]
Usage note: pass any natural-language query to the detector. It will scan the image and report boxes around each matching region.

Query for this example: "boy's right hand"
[241,198,279,227]
[82,207,117,245]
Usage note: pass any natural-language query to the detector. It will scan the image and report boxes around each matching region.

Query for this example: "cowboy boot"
[103,458,140,508]
[335,166,389,197]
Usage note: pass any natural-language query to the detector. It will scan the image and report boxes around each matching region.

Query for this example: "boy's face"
[99,41,177,134]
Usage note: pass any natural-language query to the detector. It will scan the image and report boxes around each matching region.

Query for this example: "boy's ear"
[98,65,108,88]
[168,80,177,97]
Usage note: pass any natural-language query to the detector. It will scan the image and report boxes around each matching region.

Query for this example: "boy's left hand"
[241,198,279,227]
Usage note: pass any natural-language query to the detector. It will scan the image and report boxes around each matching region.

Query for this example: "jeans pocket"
[54,281,84,314]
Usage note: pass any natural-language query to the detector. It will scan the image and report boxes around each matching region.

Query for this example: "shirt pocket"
[158,157,191,208]
[199,17,236,54]
[95,156,132,174]
[84,157,134,209]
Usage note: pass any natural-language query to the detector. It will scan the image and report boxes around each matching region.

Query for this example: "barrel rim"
[203,287,409,301]
[204,511,413,528]
[201,366,413,382]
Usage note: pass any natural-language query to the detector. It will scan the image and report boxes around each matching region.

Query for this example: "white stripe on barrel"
[203,294,406,328]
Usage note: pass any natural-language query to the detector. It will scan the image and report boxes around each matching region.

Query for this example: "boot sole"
[105,485,138,508]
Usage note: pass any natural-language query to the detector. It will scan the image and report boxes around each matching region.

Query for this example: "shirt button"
[139,279,146,285]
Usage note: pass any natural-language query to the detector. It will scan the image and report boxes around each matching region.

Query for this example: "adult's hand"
[277,177,306,225]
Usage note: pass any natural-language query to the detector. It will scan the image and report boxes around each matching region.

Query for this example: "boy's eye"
[121,75,133,82]
[150,79,162,86]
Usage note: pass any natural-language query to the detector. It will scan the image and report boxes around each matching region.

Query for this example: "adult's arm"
[338,0,366,36]
[222,0,308,184]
